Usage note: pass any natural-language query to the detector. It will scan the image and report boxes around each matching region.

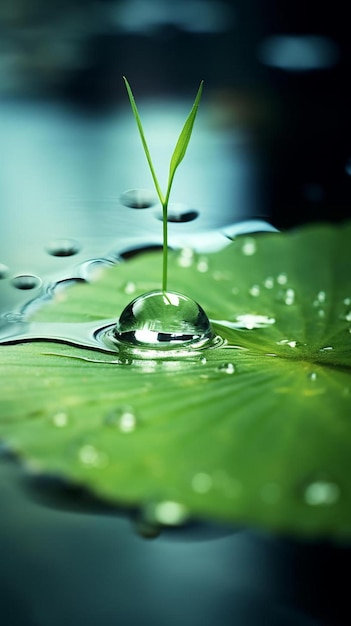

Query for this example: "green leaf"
[123,77,164,204]
[1,221,351,538]
[165,80,203,204]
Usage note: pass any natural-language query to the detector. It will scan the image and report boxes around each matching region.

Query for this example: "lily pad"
[1,221,351,537]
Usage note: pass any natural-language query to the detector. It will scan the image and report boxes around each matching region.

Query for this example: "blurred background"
[1,1,351,624]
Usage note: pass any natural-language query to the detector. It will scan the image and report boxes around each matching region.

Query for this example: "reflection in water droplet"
[320,346,333,352]
[111,290,213,351]
[51,411,69,427]
[241,238,256,256]
[192,472,213,494]
[0,264,9,279]
[78,444,107,467]
[249,285,260,297]
[46,239,80,257]
[12,274,42,290]
[104,406,138,433]
[303,479,340,506]
[217,362,235,374]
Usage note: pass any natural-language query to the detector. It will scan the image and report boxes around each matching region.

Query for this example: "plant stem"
[162,201,168,293]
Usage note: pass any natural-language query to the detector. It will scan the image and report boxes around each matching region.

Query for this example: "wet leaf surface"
[1,221,351,537]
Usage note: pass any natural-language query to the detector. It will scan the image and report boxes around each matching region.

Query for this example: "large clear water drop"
[112,290,213,350]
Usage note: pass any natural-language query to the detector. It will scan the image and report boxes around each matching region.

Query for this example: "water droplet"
[342,311,351,322]
[191,472,213,494]
[177,247,194,268]
[277,273,288,285]
[78,444,107,467]
[217,362,235,374]
[111,290,213,352]
[232,314,276,329]
[46,239,80,257]
[249,285,260,297]
[196,256,209,273]
[120,188,157,208]
[123,281,137,295]
[303,479,340,506]
[241,238,256,256]
[320,346,333,352]
[0,264,9,279]
[277,339,297,348]
[284,288,295,305]
[104,406,138,433]
[264,277,274,289]
[11,274,42,290]
[51,411,69,428]
[144,501,188,526]
[344,297,351,306]
[318,309,325,318]
[308,372,318,382]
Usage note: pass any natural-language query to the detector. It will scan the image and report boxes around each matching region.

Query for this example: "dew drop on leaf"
[176,247,194,268]
[249,285,260,297]
[78,444,108,468]
[104,406,138,433]
[308,372,318,382]
[264,277,274,289]
[277,273,288,285]
[191,472,213,494]
[123,281,137,295]
[217,362,235,374]
[51,411,69,428]
[241,238,256,256]
[196,256,209,273]
[112,290,213,350]
[144,501,188,526]
[303,479,340,506]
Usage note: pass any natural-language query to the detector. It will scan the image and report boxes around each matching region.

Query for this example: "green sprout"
[123,77,204,293]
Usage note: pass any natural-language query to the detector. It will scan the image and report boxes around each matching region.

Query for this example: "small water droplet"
[308,372,318,382]
[232,314,276,329]
[320,346,333,352]
[277,273,288,285]
[0,264,9,279]
[104,406,138,433]
[177,247,194,268]
[197,256,209,273]
[123,281,137,295]
[344,297,351,306]
[217,362,235,374]
[120,188,157,208]
[284,288,295,305]
[200,357,207,364]
[111,290,213,352]
[191,472,213,494]
[318,309,325,318]
[241,238,256,256]
[51,411,69,427]
[264,277,274,289]
[249,285,260,297]
[144,501,188,526]
[78,444,107,467]
[11,274,42,290]
[277,339,297,348]
[342,311,351,322]
[46,239,80,257]
[303,479,340,506]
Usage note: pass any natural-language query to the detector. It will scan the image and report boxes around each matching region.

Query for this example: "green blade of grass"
[165,80,204,205]
[123,77,165,204]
